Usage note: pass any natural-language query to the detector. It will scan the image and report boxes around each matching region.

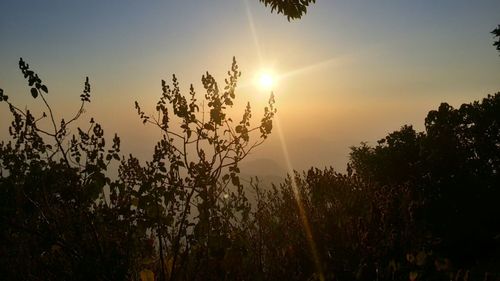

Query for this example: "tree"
[257,0,316,20]
[0,59,144,280]
[0,57,276,280]
[130,56,276,281]
[493,25,500,53]
[247,93,500,281]
[350,125,424,186]
[349,93,500,271]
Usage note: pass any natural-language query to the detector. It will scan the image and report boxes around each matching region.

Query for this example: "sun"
[257,72,275,90]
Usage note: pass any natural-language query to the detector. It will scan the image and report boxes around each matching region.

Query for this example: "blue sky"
[1,0,499,171]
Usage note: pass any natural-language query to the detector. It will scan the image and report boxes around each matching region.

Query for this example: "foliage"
[257,0,315,21]
[493,25,500,53]
[0,58,153,280]
[247,94,500,280]
[1,57,499,281]
[126,56,276,281]
[0,57,276,280]
[250,168,426,280]
[349,93,500,278]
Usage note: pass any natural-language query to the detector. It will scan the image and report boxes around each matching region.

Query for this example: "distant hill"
[239,158,286,178]
[240,158,286,188]
[238,158,287,203]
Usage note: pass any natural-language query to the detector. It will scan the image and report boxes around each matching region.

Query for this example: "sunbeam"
[278,56,344,80]
[275,114,326,281]
[244,0,264,65]
[243,2,325,278]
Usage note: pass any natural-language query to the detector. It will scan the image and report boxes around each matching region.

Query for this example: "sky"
[1,0,499,174]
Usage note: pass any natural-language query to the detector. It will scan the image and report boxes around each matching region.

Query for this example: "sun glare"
[257,72,274,90]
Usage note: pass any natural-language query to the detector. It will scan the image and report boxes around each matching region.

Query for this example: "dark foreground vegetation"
[0,57,499,281]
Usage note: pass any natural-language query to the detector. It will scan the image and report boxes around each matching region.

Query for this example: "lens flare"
[245,2,324,279]
[275,115,325,281]
[258,73,274,90]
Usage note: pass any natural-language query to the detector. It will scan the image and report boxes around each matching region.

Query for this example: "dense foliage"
[0,58,276,280]
[257,0,315,20]
[347,93,500,279]
[1,58,499,280]
[493,25,500,53]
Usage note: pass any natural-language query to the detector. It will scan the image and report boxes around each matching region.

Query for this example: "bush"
[1,58,499,280]
[0,57,275,280]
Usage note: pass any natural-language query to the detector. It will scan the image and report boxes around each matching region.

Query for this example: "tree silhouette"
[349,93,500,273]
[257,0,315,20]
[131,56,276,281]
[0,59,139,280]
[493,25,500,54]
[0,57,276,280]
[247,93,500,280]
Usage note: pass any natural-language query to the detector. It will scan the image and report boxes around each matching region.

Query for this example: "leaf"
[30,88,38,98]
[416,251,427,266]
[40,85,48,93]
[204,123,214,131]
[88,172,106,200]
[406,253,415,263]
[409,271,418,281]
[166,257,174,278]
[0,90,8,101]
[131,197,139,207]
[140,269,155,281]
[50,244,62,253]
[231,174,240,186]
[141,257,156,265]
